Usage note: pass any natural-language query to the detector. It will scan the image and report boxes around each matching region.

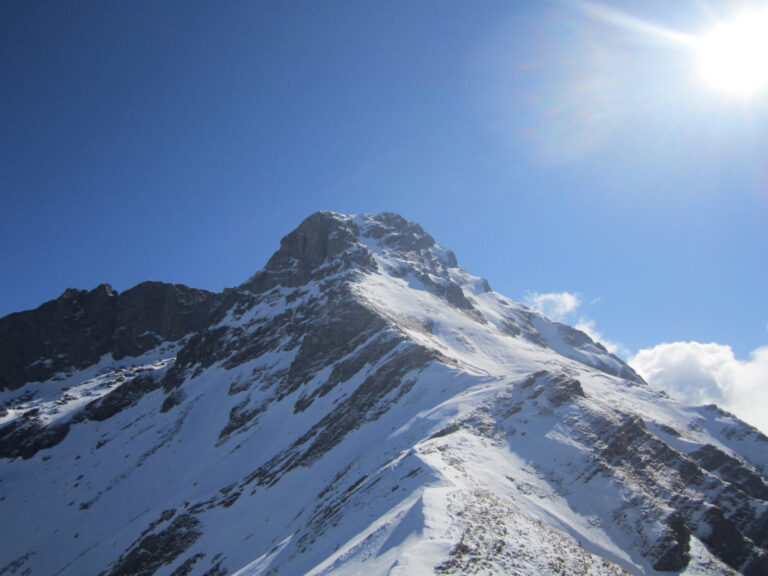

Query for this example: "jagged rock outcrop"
[0,281,216,390]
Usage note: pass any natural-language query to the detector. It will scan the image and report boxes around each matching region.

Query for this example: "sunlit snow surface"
[1,213,764,576]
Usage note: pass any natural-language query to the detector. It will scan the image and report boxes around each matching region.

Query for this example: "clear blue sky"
[2,0,766,360]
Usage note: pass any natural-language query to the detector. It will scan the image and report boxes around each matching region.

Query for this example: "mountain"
[0,281,216,392]
[0,211,766,576]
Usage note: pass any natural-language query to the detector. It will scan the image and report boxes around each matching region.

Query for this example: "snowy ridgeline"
[0,211,766,576]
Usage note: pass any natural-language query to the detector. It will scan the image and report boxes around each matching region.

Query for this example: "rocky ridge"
[0,281,216,391]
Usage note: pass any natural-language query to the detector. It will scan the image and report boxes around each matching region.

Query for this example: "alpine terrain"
[1,211,766,576]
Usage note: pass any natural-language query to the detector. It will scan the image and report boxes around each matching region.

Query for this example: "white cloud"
[630,342,768,435]
[525,291,581,322]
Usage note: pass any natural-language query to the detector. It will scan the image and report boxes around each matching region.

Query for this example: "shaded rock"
[282,298,387,401]
[245,212,378,291]
[0,282,215,391]
[0,284,118,390]
[160,390,185,413]
[169,553,205,576]
[689,444,768,500]
[700,507,751,570]
[245,344,436,488]
[546,374,586,407]
[294,332,399,413]
[104,513,201,576]
[743,554,768,576]
[0,417,70,460]
[84,373,162,422]
[111,282,216,360]
[651,512,691,572]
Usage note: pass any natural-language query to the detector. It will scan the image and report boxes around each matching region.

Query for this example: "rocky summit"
[0,211,766,576]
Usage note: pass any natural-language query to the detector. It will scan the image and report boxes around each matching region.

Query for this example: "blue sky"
[2,1,767,409]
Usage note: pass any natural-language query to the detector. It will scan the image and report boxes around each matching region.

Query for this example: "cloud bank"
[630,342,768,435]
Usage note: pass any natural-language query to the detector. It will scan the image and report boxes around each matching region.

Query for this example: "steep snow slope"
[0,211,766,576]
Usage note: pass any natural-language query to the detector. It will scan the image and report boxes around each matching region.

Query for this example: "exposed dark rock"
[299,345,435,467]
[245,345,436,488]
[0,367,170,460]
[268,212,362,275]
[0,417,70,460]
[743,553,768,576]
[104,513,201,576]
[218,398,270,441]
[600,416,650,461]
[301,474,372,547]
[689,444,768,500]
[241,212,466,310]
[369,212,437,252]
[518,371,549,389]
[281,299,387,401]
[111,282,217,360]
[162,327,230,391]
[244,212,378,291]
[221,321,288,370]
[651,512,691,572]
[138,509,176,539]
[84,374,162,422]
[160,390,185,413]
[443,282,474,310]
[546,374,586,407]
[0,551,35,575]
[293,333,399,413]
[589,411,768,572]
[430,422,462,440]
[168,553,205,576]
[658,424,681,437]
[0,284,117,391]
[700,507,752,570]
[0,282,215,391]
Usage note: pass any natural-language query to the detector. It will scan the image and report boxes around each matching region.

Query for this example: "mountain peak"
[264,211,369,277]
[58,283,117,301]
[247,211,459,290]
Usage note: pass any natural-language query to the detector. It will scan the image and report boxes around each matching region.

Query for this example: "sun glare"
[697,8,768,97]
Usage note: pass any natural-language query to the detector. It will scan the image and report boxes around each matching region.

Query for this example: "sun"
[697,8,768,97]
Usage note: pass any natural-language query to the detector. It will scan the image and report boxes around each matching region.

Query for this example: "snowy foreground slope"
[1,212,766,576]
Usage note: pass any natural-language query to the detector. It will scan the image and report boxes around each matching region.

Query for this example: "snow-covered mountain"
[1,211,766,576]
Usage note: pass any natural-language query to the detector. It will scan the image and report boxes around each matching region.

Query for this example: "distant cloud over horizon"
[630,342,768,435]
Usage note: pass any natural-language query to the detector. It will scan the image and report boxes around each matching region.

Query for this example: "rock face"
[0,281,216,390]
[0,211,766,576]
